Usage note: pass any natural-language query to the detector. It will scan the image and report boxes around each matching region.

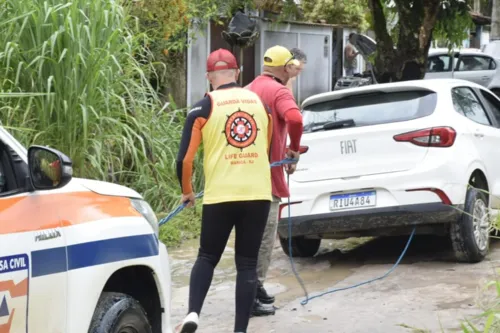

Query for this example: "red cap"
[207,49,238,72]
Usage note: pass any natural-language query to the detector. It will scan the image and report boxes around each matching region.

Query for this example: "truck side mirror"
[27,145,73,190]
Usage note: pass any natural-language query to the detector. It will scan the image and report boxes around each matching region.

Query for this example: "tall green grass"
[0,0,203,244]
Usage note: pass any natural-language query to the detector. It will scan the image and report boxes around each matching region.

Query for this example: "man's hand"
[285,150,300,175]
[181,192,196,208]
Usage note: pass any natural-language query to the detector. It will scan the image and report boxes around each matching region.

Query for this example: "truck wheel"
[279,236,320,257]
[450,187,490,263]
[88,292,152,333]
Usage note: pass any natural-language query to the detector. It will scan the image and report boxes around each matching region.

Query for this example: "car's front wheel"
[88,292,152,333]
[279,236,321,257]
[450,187,490,263]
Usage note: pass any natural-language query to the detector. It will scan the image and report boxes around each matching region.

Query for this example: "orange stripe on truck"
[0,309,14,333]
[0,191,141,235]
[0,278,28,297]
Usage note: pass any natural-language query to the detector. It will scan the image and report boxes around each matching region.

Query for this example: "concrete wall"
[187,19,335,106]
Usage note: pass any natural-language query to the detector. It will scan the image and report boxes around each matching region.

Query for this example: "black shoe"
[256,280,275,304]
[250,299,276,317]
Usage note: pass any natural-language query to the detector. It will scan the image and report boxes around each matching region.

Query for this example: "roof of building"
[469,11,491,25]
[251,15,356,29]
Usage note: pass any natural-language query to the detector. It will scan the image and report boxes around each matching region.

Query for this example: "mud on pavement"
[169,234,500,332]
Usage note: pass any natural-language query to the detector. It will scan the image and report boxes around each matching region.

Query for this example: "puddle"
[169,232,372,300]
[169,234,500,332]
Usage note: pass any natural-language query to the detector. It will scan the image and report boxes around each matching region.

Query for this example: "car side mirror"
[27,145,73,190]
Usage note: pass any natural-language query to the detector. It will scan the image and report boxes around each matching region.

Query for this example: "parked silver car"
[335,34,500,97]
[426,48,500,97]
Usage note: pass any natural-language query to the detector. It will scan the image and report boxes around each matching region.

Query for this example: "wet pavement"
[169,233,500,332]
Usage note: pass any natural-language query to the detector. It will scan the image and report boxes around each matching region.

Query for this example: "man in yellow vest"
[175,49,273,333]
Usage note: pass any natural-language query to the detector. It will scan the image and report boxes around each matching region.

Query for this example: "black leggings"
[188,200,271,332]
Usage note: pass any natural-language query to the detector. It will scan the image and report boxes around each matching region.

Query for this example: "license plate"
[329,191,376,211]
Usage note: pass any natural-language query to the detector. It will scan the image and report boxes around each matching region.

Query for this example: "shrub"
[0,0,203,245]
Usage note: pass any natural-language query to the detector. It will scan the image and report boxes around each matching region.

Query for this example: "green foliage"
[373,0,473,49]
[433,0,475,49]
[362,0,477,81]
[459,273,500,332]
[129,0,257,53]
[0,0,204,247]
[300,0,369,31]
[159,202,203,247]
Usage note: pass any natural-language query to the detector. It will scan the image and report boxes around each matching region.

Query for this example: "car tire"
[88,292,152,333]
[450,187,490,263]
[279,236,321,258]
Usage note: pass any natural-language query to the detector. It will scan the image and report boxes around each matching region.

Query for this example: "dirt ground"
[169,234,500,333]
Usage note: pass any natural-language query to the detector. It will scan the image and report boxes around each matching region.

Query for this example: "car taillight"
[393,127,456,147]
[286,145,309,154]
[406,188,452,205]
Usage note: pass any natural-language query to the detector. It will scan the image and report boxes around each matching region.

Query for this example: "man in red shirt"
[246,45,304,316]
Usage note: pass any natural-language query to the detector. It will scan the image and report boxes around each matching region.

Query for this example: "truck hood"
[76,178,143,199]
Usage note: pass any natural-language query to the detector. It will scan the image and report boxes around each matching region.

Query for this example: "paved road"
[169,235,500,332]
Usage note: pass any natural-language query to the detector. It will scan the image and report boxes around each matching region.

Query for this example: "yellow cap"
[263,45,300,67]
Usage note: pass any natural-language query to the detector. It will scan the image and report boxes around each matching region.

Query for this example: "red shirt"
[247,75,303,198]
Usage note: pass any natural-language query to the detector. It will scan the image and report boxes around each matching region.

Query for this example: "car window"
[457,55,494,71]
[302,90,437,132]
[479,89,500,125]
[427,55,452,72]
[452,87,491,126]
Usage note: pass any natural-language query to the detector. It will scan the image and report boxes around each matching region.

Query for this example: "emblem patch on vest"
[223,109,259,150]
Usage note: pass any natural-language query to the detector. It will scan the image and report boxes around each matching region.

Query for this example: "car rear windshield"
[302,90,437,132]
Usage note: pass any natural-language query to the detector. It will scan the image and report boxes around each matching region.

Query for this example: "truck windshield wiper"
[311,119,356,132]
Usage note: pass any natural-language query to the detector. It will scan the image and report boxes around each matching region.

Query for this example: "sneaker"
[179,312,198,333]
[256,280,275,304]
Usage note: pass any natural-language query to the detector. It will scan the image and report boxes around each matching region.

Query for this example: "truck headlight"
[131,199,159,236]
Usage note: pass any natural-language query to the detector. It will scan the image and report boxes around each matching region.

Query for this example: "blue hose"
[284,175,416,306]
[157,158,298,227]
[158,158,416,305]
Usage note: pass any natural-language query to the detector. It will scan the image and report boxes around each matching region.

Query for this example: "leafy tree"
[300,0,370,31]
[368,0,473,82]
[300,0,473,82]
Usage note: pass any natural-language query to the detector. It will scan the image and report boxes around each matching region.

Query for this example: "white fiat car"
[279,79,500,263]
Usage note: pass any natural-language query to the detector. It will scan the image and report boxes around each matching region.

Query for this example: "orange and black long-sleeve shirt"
[176,82,273,205]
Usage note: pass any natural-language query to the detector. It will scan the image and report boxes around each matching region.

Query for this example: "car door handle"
[475,132,484,138]
[481,76,489,80]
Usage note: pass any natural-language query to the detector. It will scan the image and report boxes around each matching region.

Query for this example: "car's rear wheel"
[450,187,490,263]
[279,236,321,257]
[88,292,152,333]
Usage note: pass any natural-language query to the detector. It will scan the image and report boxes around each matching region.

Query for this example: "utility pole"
[492,0,500,40]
